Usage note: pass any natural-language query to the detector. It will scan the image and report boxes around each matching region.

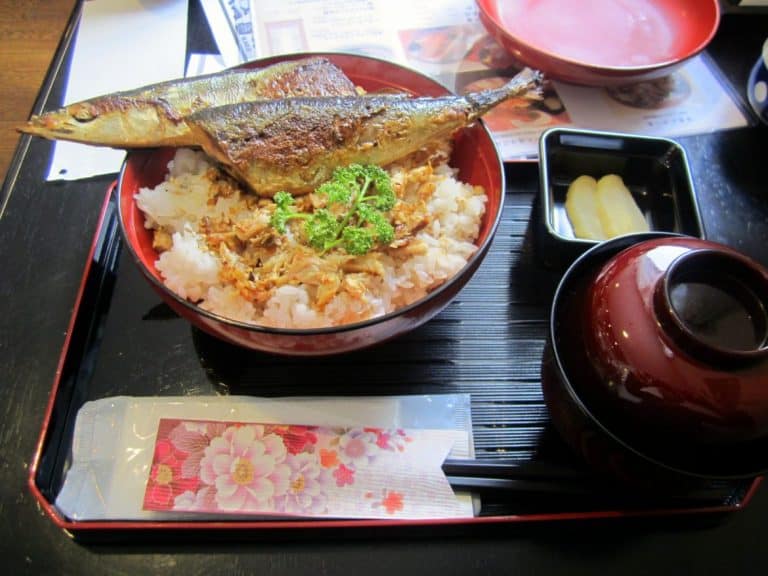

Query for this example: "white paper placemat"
[46,0,188,181]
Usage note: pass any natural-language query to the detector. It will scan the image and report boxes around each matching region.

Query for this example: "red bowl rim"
[475,0,721,78]
[117,51,506,337]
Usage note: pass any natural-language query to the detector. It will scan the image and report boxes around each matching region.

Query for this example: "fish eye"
[72,107,96,123]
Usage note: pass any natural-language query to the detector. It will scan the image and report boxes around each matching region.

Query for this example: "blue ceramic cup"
[748,38,768,124]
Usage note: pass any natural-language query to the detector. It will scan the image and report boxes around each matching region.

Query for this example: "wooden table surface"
[0,0,77,183]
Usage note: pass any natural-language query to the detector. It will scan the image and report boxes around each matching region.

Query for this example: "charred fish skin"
[18,57,358,147]
[187,68,542,196]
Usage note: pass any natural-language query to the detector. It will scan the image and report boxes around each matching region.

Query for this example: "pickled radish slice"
[564,175,605,240]
[595,174,649,237]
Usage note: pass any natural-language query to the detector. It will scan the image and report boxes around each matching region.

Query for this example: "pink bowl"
[118,53,505,356]
[476,0,720,86]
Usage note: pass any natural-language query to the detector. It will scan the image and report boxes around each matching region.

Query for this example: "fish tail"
[464,67,544,120]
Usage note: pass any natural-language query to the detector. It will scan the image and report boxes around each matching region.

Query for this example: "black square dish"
[536,128,704,269]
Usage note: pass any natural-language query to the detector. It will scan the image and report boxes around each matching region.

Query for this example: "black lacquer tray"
[28,175,762,538]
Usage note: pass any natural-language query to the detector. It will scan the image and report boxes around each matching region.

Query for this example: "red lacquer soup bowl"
[542,233,768,490]
[118,53,505,356]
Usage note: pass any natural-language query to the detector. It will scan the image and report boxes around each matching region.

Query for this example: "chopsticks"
[441,459,743,503]
[443,458,596,495]
[443,458,591,480]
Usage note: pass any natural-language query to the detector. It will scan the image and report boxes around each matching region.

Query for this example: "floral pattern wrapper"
[142,418,470,519]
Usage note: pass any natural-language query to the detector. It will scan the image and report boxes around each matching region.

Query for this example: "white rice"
[135,148,487,329]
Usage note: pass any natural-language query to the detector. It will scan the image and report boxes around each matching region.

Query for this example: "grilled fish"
[186,68,542,196]
[18,57,358,147]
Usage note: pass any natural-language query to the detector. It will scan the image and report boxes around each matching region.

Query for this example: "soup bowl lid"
[579,236,768,454]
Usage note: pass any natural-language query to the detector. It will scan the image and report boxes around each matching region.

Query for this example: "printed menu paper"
[203,0,749,161]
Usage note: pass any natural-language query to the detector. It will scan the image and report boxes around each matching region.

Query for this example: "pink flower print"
[144,439,199,510]
[337,429,379,468]
[199,425,291,511]
[274,452,329,515]
[173,486,217,511]
[168,421,226,479]
[319,448,339,468]
[374,431,392,449]
[332,463,355,487]
[372,428,412,452]
[381,490,405,515]
[281,425,319,455]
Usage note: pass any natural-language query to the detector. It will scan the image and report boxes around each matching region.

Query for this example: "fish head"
[20,99,121,142]
[19,97,184,146]
[33,102,101,134]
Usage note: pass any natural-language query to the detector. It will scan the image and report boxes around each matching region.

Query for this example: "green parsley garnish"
[269,164,395,255]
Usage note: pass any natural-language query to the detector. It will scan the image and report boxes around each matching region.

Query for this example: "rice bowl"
[135,146,486,330]
[117,53,505,355]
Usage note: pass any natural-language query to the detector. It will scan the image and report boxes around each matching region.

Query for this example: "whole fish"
[18,57,358,147]
[186,68,542,196]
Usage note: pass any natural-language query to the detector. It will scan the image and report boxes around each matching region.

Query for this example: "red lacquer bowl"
[476,0,720,86]
[118,53,505,356]
[542,234,768,489]
[585,237,768,446]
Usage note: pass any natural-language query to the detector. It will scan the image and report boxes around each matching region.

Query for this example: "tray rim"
[27,183,764,535]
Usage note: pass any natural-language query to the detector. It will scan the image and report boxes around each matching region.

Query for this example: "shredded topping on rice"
[135,143,487,329]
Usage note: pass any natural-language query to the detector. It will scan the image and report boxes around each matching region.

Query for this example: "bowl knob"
[653,248,768,367]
